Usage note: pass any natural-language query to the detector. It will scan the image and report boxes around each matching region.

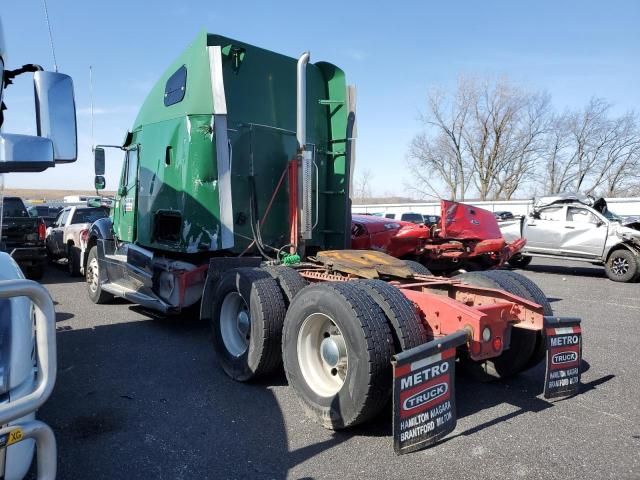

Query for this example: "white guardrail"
[0,280,57,480]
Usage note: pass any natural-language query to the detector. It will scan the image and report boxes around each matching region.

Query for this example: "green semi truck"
[88,32,583,451]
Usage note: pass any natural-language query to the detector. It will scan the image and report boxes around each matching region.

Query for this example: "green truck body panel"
[112,32,350,256]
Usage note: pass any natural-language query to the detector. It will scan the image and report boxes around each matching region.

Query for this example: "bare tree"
[409,76,552,201]
[542,99,640,196]
[491,91,552,199]
[353,168,374,201]
[543,113,574,194]
[409,78,640,201]
[587,112,640,196]
[407,83,473,200]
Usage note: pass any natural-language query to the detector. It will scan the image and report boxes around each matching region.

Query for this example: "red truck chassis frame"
[299,269,544,362]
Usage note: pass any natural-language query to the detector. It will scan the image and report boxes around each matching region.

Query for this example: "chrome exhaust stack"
[296,52,313,241]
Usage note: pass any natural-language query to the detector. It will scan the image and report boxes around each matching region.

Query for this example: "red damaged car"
[351,200,525,274]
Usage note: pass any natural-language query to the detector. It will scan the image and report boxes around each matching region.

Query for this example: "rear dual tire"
[212,269,427,429]
[211,268,287,382]
[282,282,395,429]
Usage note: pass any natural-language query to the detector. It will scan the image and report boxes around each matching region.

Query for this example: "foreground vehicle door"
[558,207,607,258]
[524,206,566,253]
[114,147,139,243]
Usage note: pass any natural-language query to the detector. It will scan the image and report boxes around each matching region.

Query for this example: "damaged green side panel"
[114,31,350,256]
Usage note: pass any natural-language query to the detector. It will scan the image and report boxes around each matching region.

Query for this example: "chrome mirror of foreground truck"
[0,70,77,172]
[33,71,77,163]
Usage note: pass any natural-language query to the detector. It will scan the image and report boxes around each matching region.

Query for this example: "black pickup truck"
[1,196,47,279]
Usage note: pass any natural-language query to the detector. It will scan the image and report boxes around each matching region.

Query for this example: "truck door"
[114,147,139,243]
[558,206,607,258]
[50,208,69,255]
[524,206,566,253]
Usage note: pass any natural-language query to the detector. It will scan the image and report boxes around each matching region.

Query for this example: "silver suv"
[501,194,640,282]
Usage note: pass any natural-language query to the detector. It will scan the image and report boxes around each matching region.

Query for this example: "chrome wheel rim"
[297,313,348,397]
[87,257,99,293]
[220,292,250,357]
[612,257,629,276]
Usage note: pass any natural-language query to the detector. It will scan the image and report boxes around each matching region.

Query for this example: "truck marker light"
[492,336,502,352]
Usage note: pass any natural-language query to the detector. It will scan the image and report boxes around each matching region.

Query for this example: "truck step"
[101,282,172,313]
[104,253,127,263]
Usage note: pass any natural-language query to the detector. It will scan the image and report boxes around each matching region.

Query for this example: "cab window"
[538,206,564,221]
[57,209,70,227]
[164,66,187,106]
[567,207,598,224]
[123,148,139,191]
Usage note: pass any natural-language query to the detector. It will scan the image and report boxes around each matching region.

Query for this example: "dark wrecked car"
[500,193,640,282]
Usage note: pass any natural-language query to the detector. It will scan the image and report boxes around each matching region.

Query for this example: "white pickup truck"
[45,205,109,276]
[501,194,640,282]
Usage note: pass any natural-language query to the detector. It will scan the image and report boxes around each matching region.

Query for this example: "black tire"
[211,268,287,382]
[86,246,113,304]
[68,245,81,277]
[508,254,532,269]
[263,265,308,306]
[46,246,56,264]
[484,270,553,369]
[352,279,428,351]
[27,264,44,280]
[403,259,432,276]
[453,271,537,381]
[282,282,393,429]
[605,249,640,282]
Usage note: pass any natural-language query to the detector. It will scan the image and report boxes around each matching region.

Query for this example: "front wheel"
[508,254,532,269]
[605,249,640,282]
[86,246,113,304]
[68,245,81,277]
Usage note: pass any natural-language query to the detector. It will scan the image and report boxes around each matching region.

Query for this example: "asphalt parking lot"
[32,258,640,480]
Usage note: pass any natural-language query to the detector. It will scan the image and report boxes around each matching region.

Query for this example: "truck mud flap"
[391,330,467,455]
[543,316,582,399]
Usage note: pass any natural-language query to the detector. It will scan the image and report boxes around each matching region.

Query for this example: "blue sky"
[2,0,639,195]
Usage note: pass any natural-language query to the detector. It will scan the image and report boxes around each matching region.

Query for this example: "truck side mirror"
[94,147,105,176]
[0,133,55,173]
[94,175,106,191]
[34,71,77,163]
